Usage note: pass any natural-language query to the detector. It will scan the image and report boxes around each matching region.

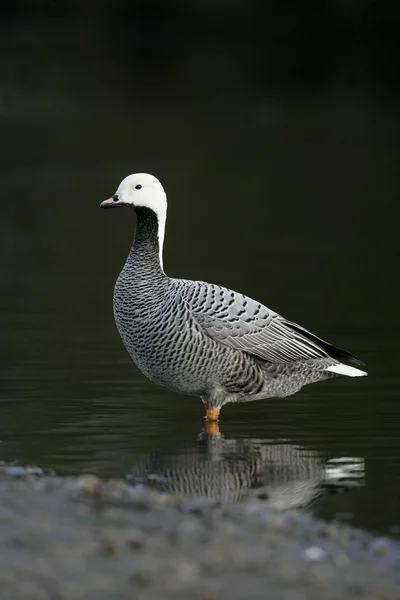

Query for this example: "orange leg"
[205,420,220,435]
[205,402,221,422]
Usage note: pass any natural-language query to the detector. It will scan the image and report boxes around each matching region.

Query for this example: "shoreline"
[0,471,399,599]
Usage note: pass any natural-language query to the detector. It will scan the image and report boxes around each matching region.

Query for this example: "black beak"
[100,194,126,209]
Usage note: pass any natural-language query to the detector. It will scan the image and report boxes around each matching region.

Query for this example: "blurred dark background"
[1,1,400,534]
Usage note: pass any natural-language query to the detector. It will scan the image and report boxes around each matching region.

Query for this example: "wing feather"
[175,280,329,364]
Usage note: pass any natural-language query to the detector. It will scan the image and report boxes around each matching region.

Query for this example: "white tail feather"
[326,364,367,377]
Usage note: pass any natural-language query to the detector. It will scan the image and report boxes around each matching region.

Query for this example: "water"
[1,19,400,537]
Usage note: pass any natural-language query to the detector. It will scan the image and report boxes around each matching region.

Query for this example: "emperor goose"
[100,173,367,422]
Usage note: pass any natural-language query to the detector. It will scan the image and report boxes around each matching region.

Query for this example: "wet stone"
[74,474,102,494]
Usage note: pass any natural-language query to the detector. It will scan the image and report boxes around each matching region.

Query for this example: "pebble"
[304,546,327,561]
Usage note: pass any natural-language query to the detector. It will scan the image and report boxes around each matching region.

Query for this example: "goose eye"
[135,184,142,190]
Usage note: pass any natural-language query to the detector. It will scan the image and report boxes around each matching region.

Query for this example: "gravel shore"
[0,470,399,600]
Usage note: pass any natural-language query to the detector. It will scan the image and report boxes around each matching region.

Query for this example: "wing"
[175,279,361,366]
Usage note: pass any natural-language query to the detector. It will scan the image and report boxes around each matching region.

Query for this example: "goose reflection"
[128,424,364,509]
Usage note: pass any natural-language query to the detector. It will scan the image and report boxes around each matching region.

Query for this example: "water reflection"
[128,426,365,509]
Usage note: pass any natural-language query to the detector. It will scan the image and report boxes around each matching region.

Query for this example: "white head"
[100,173,167,269]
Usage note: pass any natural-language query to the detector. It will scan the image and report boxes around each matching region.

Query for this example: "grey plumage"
[101,173,366,415]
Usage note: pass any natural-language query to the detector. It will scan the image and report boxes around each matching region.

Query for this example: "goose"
[100,173,367,422]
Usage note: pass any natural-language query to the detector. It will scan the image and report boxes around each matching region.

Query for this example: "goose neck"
[128,206,166,277]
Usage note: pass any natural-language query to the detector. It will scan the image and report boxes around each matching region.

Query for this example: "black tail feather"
[285,322,365,367]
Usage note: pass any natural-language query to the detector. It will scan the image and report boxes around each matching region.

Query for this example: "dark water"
[1,17,400,537]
